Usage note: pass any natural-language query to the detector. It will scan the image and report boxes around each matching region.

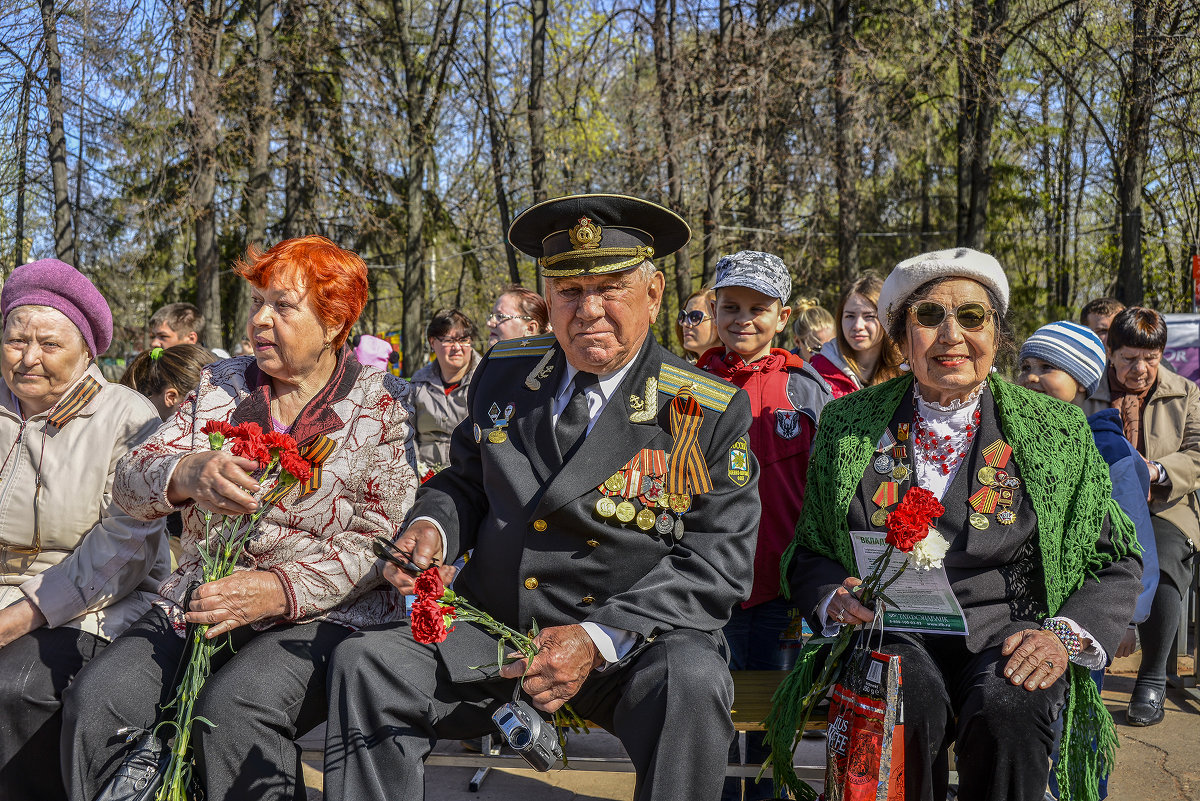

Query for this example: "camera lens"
[509,726,532,749]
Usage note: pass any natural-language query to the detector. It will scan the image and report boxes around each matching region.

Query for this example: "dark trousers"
[323,624,735,801]
[1135,515,1194,693]
[721,598,803,801]
[881,633,1067,801]
[62,607,349,801]
[0,626,105,801]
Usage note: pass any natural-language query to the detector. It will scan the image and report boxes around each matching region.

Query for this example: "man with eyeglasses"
[325,194,761,801]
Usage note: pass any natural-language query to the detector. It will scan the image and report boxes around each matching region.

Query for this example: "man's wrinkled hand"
[382,520,444,594]
[499,624,603,713]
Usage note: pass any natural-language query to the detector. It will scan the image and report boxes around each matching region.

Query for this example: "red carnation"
[420,469,436,484]
[886,487,944,552]
[264,430,298,456]
[231,435,270,468]
[414,566,445,603]
[410,598,455,644]
[200,420,235,449]
[279,451,313,484]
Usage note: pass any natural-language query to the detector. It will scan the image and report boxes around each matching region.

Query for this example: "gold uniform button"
[586,539,599,548]
[524,577,539,590]
[533,519,548,532]
[581,595,595,605]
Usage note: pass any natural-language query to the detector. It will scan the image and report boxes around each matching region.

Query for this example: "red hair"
[235,236,368,350]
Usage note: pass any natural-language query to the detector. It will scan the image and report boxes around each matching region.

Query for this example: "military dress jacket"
[407,332,761,682]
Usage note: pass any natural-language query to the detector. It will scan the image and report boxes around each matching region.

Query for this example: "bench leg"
[469,767,490,792]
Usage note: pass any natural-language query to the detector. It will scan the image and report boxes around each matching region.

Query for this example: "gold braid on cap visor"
[539,245,656,276]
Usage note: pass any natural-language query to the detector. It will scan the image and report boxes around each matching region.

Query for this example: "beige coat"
[0,363,169,640]
[1085,366,1200,543]
[410,350,480,469]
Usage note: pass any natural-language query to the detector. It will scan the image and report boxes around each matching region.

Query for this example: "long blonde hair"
[834,275,903,385]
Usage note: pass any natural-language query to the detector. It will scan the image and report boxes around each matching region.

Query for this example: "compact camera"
[491,700,564,772]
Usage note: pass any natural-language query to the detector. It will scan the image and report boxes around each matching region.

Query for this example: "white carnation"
[908,528,950,570]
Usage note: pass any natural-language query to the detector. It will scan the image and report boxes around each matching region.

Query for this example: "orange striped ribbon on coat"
[666,389,713,496]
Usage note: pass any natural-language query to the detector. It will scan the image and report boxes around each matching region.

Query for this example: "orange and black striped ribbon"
[667,389,712,496]
[968,485,999,513]
[47,376,101,428]
[981,440,1013,469]
[297,435,336,499]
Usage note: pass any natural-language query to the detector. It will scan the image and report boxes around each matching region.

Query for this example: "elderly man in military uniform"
[323,194,761,801]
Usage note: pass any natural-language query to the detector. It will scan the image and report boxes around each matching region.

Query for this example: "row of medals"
[870,427,1020,531]
[594,470,687,540]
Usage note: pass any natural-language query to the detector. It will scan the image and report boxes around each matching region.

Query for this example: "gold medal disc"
[488,429,507,444]
[668,493,691,514]
[595,497,617,518]
[871,508,889,527]
[977,466,996,485]
[891,465,909,481]
[604,473,627,494]
[635,507,656,531]
[969,512,990,530]
[615,500,637,523]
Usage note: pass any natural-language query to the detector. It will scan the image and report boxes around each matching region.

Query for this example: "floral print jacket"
[114,350,417,632]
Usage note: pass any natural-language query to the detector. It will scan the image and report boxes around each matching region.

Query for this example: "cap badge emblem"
[569,217,602,250]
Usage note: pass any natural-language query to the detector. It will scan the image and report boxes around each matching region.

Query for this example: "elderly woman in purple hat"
[0,259,168,801]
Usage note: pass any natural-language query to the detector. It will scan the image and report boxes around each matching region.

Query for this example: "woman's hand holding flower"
[1001,628,1072,691]
[186,570,288,638]
[827,577,877,626]
[168,450,261,515]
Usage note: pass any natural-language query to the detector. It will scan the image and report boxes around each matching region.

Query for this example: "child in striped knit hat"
[1018,320,1159,798]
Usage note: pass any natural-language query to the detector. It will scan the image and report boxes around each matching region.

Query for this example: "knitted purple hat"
[1,259,113,356]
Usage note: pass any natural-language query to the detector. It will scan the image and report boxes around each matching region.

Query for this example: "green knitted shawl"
[780,373,1138,801]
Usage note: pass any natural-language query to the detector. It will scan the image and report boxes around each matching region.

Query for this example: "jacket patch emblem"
[775,409,801,440]
[728,436,750,486]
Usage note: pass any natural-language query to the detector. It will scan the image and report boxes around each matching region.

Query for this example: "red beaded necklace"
[914,407,981,476]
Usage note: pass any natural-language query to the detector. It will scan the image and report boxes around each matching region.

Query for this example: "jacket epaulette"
[657,362,736,413]
[486,333,558,359]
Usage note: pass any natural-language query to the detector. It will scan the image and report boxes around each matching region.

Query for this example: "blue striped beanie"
[1019,321,1107,397]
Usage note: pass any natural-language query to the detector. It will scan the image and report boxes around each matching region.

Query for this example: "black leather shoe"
[1126,685,1166,726]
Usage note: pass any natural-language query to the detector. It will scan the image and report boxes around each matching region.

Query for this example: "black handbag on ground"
[92,587,199,801]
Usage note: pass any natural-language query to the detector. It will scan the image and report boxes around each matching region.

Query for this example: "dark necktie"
[555,371,598,460]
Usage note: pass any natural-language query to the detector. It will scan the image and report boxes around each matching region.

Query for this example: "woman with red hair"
[63,236,419,801]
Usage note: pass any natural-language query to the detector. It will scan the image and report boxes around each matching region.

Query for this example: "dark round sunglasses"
[677,310,711,326]
[911,301,994,331]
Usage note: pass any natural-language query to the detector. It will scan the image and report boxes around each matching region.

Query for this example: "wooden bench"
[300,671,830,792]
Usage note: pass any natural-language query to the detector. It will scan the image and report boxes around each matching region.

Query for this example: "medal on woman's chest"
[968,438,1019,527]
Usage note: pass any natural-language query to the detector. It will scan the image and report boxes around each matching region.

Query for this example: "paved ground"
[299,655,1200,800]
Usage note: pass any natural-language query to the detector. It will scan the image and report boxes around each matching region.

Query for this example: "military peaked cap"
[508,193,691,277]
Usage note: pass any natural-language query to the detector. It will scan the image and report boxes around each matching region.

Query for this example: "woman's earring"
[990,365,998,373]
[899,362,910,372]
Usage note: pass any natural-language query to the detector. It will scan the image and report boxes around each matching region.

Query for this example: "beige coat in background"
[1085,366,1200,545]
[0,363,168,640]
[409,349,480,469]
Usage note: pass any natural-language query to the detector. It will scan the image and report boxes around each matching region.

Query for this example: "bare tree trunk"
[40,0,75,265]
[653,0,690,323]
[484,0,520,284]
[12,68,32,272]
[188,0,227,349]
[701,0,731,285]
[281,0,306,239]
[1116,0,1152,305]
[528,0,548,294]
[831,0,859,282]
[956,0,1008,250]
[745,1,771,250]
[238,0,276,338]
[403,145,428,376]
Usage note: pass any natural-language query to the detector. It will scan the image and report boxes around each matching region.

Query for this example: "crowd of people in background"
[0,197,1196,801]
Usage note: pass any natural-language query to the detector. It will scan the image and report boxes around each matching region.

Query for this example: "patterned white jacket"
[114,350,417,633]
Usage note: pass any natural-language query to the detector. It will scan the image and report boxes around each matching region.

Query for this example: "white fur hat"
[877,248,1010,325]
